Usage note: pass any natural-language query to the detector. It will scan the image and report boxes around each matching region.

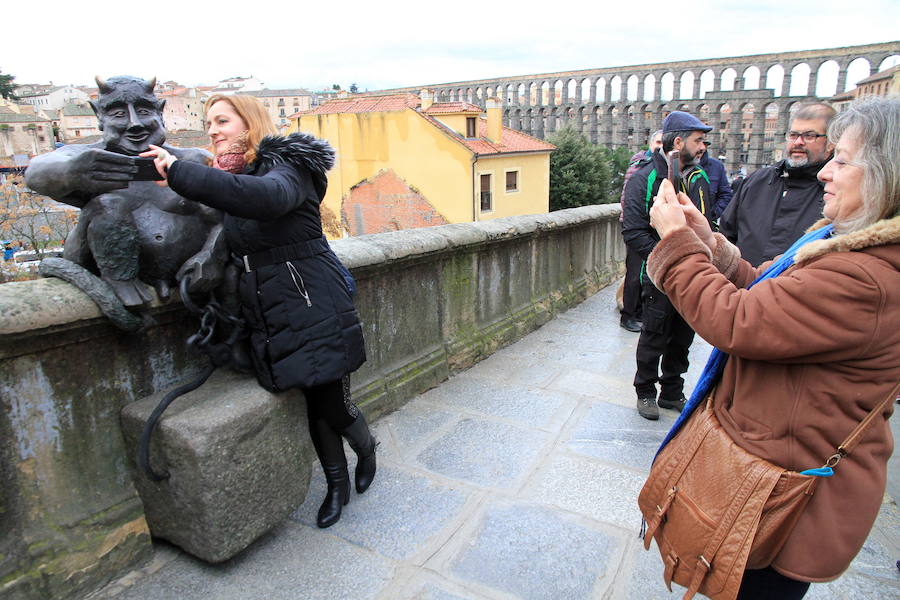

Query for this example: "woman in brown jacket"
[646,96,900,599]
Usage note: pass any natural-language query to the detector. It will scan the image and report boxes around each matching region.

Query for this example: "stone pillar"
[807,65,819,97]
[601,110,613,146]
[727,110,743,173]
[673,76,681,100]
[588,108,598,144]
[633,108,644,148]
[712,72,722,93]
[617,105,629,148]
[776,102,792,142]
[836,65,849,93]
[589,79,597,104]
[748,109,767,171]
[637,78,645,103]
[534,109,545,139]
[783,67,793,97]
[690,76,699,100]
[561,80,569,106]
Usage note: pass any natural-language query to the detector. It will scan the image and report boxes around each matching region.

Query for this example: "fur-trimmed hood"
[254,132,335,176]
[796,214,900,265]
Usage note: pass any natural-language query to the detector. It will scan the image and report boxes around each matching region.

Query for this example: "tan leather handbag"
[638,383,899,600]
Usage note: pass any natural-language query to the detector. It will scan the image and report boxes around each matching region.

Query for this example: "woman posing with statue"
[143,94,375,529]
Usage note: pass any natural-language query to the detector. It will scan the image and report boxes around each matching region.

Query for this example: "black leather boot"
[309,419,350,528]
[341,413,377,494]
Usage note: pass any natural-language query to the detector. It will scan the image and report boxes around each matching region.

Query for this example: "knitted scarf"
[212,131,249,173]
[654,224,835,459]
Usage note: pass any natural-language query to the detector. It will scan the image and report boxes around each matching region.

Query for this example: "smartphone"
[132,157,164,181]
[666,150,682,191]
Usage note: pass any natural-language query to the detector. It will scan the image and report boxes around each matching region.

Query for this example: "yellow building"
[853,65,900,98]
[289,91,554,237]
[830,65,900,112]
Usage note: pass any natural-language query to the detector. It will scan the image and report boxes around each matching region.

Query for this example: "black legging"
[737,566,810,600]
[303,376,359,431]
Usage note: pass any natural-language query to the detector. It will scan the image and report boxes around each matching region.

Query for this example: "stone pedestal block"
[120,369,312,563]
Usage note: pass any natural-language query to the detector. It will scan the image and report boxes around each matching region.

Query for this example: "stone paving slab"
[291,464,472,561]
[417,417,550,490]
[90,280,900,600]
[566,400,677,469]
[443,501,623,600]
[99,522,395,600]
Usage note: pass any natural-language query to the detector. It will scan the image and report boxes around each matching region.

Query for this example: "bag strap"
[827,381,900,469]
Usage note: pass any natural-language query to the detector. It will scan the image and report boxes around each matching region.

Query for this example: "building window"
[75,130,81,137]
[505,170,519,192]
[466,117,477,138]
[480,173,492,211]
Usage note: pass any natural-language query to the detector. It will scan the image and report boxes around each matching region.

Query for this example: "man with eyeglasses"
[719,102,835,266]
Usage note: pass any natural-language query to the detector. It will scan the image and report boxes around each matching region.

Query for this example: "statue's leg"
[86,194,153,307]
[62,215,94,270]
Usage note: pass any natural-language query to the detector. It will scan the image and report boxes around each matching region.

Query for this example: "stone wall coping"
[0,204,621,337]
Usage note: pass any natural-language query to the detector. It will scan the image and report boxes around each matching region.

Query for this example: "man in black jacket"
[719,102,835,266]
[622,111,715,420]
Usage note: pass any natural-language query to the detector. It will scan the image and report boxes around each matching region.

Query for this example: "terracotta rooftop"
[446,117,555,155]
[424,102,483,114]
[295,93,554,156]
[829,90,856,101]
[157,87,189,97]
[242,88,313,98]
[304,94,420,115]
[855,64,900,85]
[61,103,95,117]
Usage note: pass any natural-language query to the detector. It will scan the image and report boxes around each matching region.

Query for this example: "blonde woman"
[144,95,375,528]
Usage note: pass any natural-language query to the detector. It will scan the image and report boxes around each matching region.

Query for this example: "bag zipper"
[285,261,312,307]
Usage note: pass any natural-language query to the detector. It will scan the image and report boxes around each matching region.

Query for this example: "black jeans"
[633,282,695,400]
[737,566,810,599]
[621,245,644,321]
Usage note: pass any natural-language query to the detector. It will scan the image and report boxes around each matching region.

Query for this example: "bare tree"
[0,174,78,261]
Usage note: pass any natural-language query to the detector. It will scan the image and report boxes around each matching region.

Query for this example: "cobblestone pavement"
[92,282,900,600]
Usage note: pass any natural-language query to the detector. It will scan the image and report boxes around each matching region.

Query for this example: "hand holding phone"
[667,150,682,191]
[131,157,165,181]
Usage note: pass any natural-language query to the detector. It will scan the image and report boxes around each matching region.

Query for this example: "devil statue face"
[90,76,167,155]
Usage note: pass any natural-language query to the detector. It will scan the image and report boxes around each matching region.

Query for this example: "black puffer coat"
[167,133,366,392]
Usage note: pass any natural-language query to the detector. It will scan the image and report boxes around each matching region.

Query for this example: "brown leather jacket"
[646,215,900,582]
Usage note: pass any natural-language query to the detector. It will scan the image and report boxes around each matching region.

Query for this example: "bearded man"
[622,111,716,421]
[719,102,836,266]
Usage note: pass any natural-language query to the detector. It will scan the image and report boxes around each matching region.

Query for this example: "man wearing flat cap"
[622,110,716,420]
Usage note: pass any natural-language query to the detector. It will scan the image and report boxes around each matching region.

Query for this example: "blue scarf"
[654,224,835,465]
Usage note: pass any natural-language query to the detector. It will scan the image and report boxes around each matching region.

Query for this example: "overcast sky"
[3,1,898,92]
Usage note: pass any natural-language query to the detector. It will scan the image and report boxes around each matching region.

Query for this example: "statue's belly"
[134,204,208,282]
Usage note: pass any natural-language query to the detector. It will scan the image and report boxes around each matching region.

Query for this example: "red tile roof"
[305,94,420,115]
[296,94,554,155]
[855,64,900,85]
[463,119,555,155]
[424,102,482,114]
[420,113,554,155]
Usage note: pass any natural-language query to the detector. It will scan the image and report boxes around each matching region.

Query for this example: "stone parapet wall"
[0,204,624,599]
